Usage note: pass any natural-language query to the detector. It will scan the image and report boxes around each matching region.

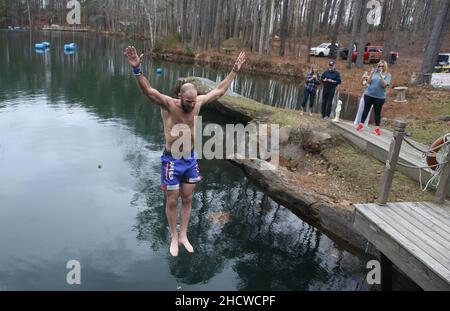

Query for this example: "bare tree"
[279,0,289,57]
[330,0,346,59]
[347,0,362,69]
[306,0,319,63]
[356,0,369,68]
[384,0,402,62]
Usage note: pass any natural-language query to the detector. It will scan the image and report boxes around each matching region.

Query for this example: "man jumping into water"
[124,46,246,257]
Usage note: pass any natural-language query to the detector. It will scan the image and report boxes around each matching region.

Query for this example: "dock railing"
[377,120,450,205]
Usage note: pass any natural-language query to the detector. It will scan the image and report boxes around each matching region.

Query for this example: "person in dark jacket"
[301,64,321,116]
[321,61,342,119]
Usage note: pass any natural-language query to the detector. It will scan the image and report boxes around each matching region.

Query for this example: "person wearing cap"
[321,61,342,119]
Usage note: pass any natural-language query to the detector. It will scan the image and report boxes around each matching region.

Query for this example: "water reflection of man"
[124,46,246,257]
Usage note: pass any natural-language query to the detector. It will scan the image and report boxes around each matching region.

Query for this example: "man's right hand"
[124,46,144,68]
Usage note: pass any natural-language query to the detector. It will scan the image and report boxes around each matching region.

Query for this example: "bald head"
[179,83,198,113]
[180,83,198,96]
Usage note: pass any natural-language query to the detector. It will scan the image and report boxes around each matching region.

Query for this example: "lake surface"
[0,31,374,291]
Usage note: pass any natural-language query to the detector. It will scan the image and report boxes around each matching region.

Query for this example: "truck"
[435,53,450,73]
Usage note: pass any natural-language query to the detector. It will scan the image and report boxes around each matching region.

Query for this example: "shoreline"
[150,50,307,80]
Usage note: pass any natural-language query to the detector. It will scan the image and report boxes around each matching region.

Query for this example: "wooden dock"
[354,201,450,291]
[331,120,449,194]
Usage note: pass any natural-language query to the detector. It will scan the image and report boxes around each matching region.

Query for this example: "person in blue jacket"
[321,61,342,119]
[356,60,392,136]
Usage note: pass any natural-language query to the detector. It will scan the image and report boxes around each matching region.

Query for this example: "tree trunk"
[321,0,332,33]
[259,0,268,55]
[252,0,259,52]
[356,0,369,68]
[306,0,319,63]
[26,0,32,28]
[384,0,402,61]
[213,0,223,52]
[279,0,289,57]
[181,0,188,46]
[347,0,362,69]
[266,0,275,55]
[330,0,346,59]
[191,0,200,49]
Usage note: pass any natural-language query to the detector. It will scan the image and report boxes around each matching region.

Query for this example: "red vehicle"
[352,43,400,64]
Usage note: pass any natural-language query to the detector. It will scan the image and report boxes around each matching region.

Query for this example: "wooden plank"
[419,201,450,219]
[400,203,450,232]
[414,202,450,226]
[393,203,450,241]
[369,204,449,263]
[397,202,450,234]
[354,210,450,290]
[355,204,449,281]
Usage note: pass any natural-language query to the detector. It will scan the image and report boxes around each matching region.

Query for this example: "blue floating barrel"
[42,42,51,48]
[156,68,162,74]
[35,43,46,50]
[64,43,78,51]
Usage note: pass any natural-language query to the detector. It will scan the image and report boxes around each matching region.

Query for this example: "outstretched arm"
[198,52,246,106]
[124,46,172,110]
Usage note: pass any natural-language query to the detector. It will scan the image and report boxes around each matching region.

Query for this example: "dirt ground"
[273,109,437,205]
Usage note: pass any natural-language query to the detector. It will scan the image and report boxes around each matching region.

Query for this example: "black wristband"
[132,66,142,75]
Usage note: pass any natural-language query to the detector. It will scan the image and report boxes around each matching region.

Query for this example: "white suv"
[310,43,339,57]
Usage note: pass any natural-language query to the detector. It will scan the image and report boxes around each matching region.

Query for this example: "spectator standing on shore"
[321,61,342,119]
[301,64,321,116]
[356,60,391,136]
[354,71,373,128]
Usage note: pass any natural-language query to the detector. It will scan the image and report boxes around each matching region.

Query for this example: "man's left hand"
[233,52,246,72]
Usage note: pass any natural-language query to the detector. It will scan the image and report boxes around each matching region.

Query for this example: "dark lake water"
[0,31,374,291]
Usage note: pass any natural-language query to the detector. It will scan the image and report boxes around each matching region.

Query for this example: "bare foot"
[170,238,179,257]
[179,236,194,253]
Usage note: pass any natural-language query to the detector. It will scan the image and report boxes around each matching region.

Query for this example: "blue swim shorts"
[161,149,203,191]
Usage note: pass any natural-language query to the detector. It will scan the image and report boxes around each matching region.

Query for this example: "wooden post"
[377,120,406,206]
[435,145,450,204]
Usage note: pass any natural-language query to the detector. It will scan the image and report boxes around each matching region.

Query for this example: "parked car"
[351,45,400,64]
[435,53,450,73]
[352,45,384,63]
[310,42,339,57]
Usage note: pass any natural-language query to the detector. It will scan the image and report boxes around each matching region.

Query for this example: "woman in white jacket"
[354,72,373,128]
